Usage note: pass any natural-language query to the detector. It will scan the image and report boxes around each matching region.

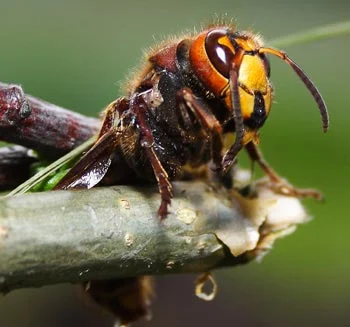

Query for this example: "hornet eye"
[205,29,235,78]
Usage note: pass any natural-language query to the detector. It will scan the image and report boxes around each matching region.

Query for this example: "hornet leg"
[245,141,323,200]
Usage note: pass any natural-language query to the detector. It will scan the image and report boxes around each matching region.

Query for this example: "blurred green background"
[0,0,349,326]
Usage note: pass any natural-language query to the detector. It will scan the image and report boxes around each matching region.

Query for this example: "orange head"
[189,27,329,138]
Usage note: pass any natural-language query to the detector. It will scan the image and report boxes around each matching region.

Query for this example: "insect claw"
[260,178,324,201]
[158,200,170,220]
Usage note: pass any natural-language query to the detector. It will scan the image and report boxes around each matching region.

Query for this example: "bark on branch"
[0,82,99,188]
[0,179,308,294]
[0,82,99,158]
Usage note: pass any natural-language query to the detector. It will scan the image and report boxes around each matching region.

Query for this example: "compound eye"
[205,29,235,78]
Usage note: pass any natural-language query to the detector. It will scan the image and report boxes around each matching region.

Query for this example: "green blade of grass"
[6,135,97,196]
[270,21,350,48]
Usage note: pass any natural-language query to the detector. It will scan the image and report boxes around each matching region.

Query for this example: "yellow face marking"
[215,40,272,124]
[238,90,255,119]
[239,55,268,93]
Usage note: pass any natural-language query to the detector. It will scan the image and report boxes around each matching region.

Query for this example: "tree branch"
[0,82,99,158]
[0,82,99,188]
[0,178,308,294]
